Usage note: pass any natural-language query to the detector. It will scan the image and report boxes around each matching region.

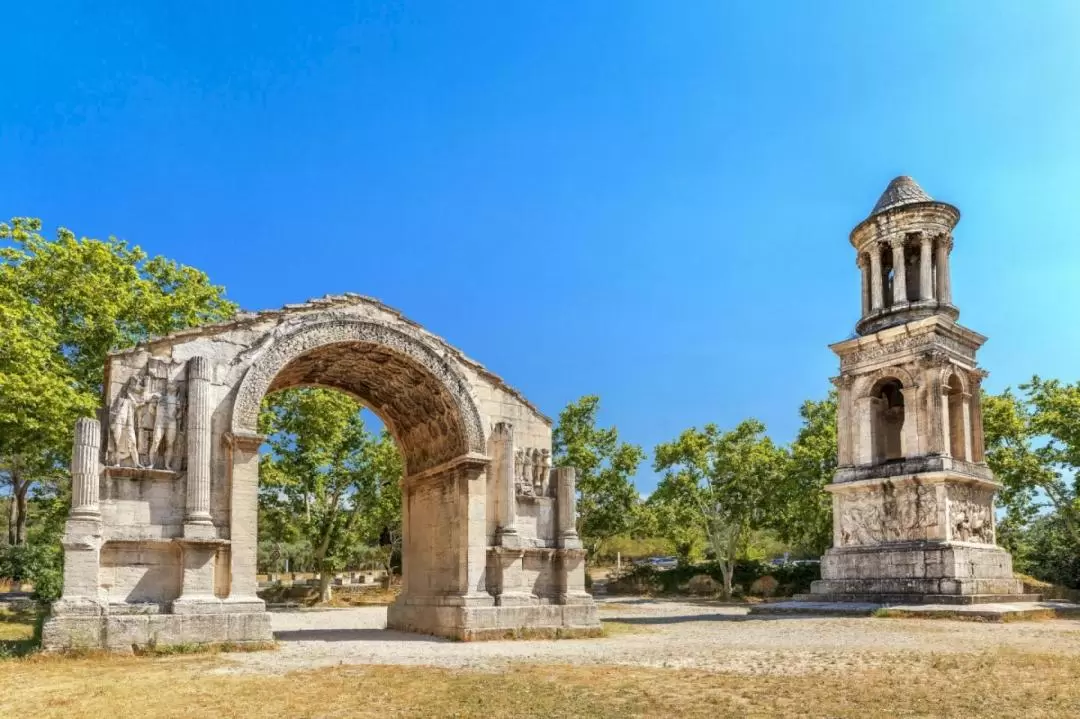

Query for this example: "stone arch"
[230,319,485,476]
[853,367,918,465]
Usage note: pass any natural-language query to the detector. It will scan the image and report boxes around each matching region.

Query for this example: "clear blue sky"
[4,2,1079,493]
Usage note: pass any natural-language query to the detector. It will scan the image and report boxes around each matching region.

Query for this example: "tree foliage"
[773,392,836,554]
[652,419,787,598]
[0,217,235,548]
[552,396,646,556]
[983,377,1080,586]
[258,388,402,601]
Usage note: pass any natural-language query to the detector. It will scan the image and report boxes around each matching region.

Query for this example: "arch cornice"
[229,318,486,460]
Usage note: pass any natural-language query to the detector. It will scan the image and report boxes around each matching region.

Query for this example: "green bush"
[0,542,63,601]
[609,559,819,597]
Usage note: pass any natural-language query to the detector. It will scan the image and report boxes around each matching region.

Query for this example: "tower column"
[891,240,908,306]
[858,256,871,317]
[919,233,934,301]
[868,245,884,311]
[936,237,952,305]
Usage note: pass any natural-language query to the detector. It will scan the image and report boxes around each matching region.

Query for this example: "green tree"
[552,396,646,556]
[258,388,402,602]
[983,377,1080,571]
[774,392,837,554]
[0,217,235,545]
[652,419,786,598]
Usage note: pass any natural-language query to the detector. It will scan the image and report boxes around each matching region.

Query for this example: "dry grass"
[0,648,1078,718]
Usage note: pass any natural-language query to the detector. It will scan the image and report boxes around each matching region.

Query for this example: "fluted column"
[491,422,519,545]
[919,234,934,301]
[869,245,884,311]
[859,256,871,317]
[555,466,581,549]
[186,356,213,526]
[936,237,952,305]
[70,417,101,520]
[891,240,907,306]
[960,392,974,462]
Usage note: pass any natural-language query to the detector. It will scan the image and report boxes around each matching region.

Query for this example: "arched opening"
[257,385,404,603]
[945,373,969,460]
[870,378,905,463]
[226,322,489,618]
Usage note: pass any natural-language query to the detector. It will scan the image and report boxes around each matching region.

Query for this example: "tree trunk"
[7,495,16,546]
[14,482,29,546]
[318,569,333,603]
[721,559,734,599]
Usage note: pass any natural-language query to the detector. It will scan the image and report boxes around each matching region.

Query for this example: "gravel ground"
[217,597,1080,677]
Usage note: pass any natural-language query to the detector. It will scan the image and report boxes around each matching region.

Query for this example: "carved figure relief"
[514,447,552,497]
[838,483,938,546]
[107,362,187,470]
[948,485,994,543]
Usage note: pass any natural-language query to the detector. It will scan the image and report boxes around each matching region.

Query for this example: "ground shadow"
[273,627,450,643]
[607,612,846,625]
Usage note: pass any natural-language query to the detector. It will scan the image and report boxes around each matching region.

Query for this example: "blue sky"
[3,2,1079,493]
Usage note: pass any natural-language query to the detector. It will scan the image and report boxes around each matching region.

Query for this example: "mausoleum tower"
[809,176,1026,603]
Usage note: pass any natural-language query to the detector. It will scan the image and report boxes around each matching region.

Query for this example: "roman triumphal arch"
[43,295,598,650]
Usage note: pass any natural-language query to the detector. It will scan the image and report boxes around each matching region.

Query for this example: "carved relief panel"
[946,484,995,544]
[513,447,552,497]
[107,358,188,470]
[837,482,940,547]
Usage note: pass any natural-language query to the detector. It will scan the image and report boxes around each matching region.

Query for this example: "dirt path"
[219,597,1080,676]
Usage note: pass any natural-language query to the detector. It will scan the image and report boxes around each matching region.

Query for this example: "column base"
[386,594,600,640]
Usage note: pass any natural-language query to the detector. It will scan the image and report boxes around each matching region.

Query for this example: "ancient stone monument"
[808,176,1026,603]
[44,295,598,650]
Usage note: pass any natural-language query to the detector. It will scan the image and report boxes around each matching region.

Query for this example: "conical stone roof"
[869,176,933,217]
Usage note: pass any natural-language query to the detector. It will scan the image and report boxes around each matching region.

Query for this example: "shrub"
[0,542,63,602]
[608,559,819,598]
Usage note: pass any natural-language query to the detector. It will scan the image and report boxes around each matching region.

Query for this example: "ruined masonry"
[807,176,1027,603]
[44,296,598,650]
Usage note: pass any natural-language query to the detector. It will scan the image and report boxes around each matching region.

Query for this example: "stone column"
[555,466,581,549]
[859,256,871,317]
[969,371,987,463]
[869,245,884,311]
[936,237,952,305]
[854,396,875,465]
[832,376,854,465]
[185,356,213,527]
[891,240,908,306]
[490,422,519,546]
[224,431,265,609]
[919,234,934,301]
[960,392,974,462]
[70,417,101,520]
[900,387,921,458]
[940,386,952,457]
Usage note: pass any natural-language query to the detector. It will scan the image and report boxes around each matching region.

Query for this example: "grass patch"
[2,649,1080,717]
[0,609,39,659]
[132,641,277,657]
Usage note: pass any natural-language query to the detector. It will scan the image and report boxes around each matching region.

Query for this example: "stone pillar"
[455,463,495,603]
[490,422,519,546]
[854,396,875,465]
[185,356,213,528]
[869,245,884,311]
[832,376,854,465]
[859,256,871,317]
[70,417,101,520]
[900,387,920,458]
[960,392,974,462]
[555,466,581,549]
[970,371,987,463]
[224,431,265,609]
[891,240,908,306]
[940,386,952,457]
[919,234,934,301]
[936,238,952,305]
